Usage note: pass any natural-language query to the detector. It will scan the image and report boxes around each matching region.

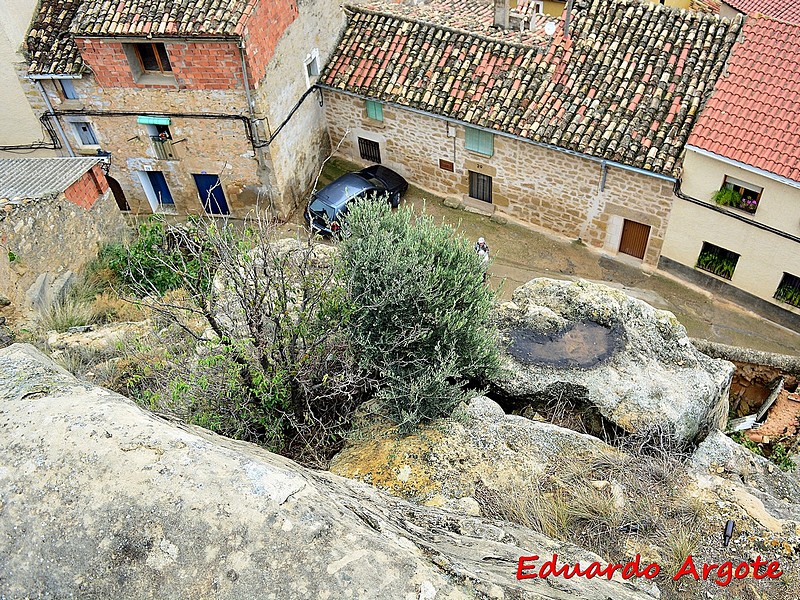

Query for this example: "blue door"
[193,174,229,215]
[146,171,174,205]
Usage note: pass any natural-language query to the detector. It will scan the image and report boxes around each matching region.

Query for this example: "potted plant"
[712,187,742,208]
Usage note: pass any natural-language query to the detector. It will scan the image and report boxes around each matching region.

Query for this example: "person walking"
[475,237,490,282]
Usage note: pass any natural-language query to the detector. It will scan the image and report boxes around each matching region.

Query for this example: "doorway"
[137,170,175,212]
[106,176,130,211]
[619,219,650,260]
[193,174,230,215]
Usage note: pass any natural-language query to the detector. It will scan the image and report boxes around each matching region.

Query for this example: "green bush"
[340,197,499,430]
[108,218,215,295]
[712,187,742,208]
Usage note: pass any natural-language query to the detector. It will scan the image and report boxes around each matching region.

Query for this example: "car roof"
[313,173,375,207]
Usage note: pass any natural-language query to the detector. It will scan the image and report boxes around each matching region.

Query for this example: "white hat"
[478,237,485,244]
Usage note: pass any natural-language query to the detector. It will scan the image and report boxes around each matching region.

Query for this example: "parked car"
[306,165,408,236]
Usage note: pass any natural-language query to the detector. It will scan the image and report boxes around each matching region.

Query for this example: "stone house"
[0,157,128,316]
[21,0,347,219]
[320,0,741,267]
[661,15,800,329]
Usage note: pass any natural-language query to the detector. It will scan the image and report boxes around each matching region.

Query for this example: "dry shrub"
[91,291,146,323]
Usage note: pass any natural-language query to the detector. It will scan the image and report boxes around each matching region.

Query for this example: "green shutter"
[137,116,171,125]
[465,126,494,156]
[365,100,384,122]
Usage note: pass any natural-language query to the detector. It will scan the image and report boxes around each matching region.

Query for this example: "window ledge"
[76,145,101,156]
[462,195,494,215]
[135,73,177,86]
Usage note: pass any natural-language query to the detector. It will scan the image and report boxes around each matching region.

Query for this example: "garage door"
[619,219,650,260]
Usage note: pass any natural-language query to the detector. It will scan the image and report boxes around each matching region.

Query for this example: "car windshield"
[308,195,339,222]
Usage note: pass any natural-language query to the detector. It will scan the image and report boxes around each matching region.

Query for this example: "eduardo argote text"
[517,553,782,587]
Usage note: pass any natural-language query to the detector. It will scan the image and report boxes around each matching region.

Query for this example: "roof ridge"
[342,4,548,52]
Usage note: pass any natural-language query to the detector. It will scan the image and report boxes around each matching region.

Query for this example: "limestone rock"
[691,431,800,526]
[46,320,150,352]
[331,396,620,502]
[0,344,655,599]
[492,278,735,446]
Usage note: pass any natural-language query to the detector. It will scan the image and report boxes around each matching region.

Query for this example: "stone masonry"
[0,179,128,318]
[324,90,677,266]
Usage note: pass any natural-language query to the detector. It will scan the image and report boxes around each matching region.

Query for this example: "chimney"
[493,0,510,29]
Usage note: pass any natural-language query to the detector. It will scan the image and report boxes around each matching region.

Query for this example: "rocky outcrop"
[0,344,656,600]
[491,279,735,446]
[331,396,620,503]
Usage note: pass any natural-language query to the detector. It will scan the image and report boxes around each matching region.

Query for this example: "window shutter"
[365,100,384,122]
[465,127,494,156]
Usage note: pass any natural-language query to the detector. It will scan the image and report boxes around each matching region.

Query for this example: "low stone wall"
[0,189,129,319]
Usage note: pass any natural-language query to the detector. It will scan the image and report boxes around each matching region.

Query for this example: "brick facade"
[75,39,245,90]
[324,90,676,266]
[63,164,110,209]
[241,0,298,83]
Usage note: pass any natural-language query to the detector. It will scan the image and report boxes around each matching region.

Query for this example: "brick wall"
[63,165,110,209]
[75,39,245,90]
[241,0,298,84]
[324,90,676,266]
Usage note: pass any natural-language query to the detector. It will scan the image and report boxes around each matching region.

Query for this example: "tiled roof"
[71,0,255,37]
[722,0,800,22]
[363,0,557,45]
[691,0,721,14]
[0,158,100,202]
[26,0,85,75]
[323,1,742,175]
[687,17,800,182]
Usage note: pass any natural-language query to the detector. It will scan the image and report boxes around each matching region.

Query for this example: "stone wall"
[249,0,348,219]
[323,91,677,266]
[46,75,269,217]
[0,188,129,318]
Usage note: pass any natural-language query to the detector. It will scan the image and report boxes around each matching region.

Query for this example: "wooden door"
[619,219,650,260]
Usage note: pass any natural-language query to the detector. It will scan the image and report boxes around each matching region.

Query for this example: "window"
[775,273,800,308]
[134,43,172,74]
[469,171,492,203]
[304,49,320,86]
[365,100,384,122]
[59,79,78,100]
[465,126,494,156]
[148,124,177,160]
[73,121,98,146]
[714,176,763,214]
[696,242,739,280]
[358,137,381,163]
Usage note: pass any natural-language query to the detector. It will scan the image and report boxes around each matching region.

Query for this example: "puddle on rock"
[506,321,624,368]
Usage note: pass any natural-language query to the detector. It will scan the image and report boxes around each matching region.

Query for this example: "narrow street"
[297,158,800,355]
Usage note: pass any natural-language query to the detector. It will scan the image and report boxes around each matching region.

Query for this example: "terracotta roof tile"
[72,0,255,38]
[26,0,85,75]
[691,0,721,14]
[688,16,800,182]
[723,0,800,22]
[323,1,741,175]
[362,0,556,45]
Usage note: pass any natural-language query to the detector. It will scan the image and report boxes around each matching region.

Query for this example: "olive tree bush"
[109,215,367,465]
[340,198,500,430]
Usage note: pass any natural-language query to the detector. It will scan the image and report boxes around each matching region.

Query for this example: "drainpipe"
[238,40,265,167]
[35,80,74,156]
[599,161,607,192]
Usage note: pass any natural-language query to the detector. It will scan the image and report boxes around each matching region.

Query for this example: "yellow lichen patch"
[330,422,445,501]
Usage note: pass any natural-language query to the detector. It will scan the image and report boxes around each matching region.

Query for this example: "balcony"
[150,136,177,160]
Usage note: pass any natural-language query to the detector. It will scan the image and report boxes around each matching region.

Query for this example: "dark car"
[306,165,408,236]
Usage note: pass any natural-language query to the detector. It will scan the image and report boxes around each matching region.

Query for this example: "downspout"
[238,40,265,167]
[35,80,74,157]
